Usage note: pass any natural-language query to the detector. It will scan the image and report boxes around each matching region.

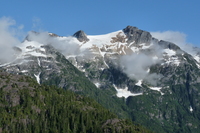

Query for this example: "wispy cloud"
[0,17,21,63]
[32,17,42,31]
[27,31,81,56]
[120,30,198,86]
[120,50,162,86]
[151,31,186,46]
[151,31,195,55]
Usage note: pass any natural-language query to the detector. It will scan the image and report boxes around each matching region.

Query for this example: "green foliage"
[0,71,151,133]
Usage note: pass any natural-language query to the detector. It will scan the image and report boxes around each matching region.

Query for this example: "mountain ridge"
[1,25,200,132]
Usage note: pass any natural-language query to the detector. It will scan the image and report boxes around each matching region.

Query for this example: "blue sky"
[1,0,200,46]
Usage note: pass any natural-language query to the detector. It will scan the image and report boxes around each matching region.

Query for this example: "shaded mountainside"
[0,71,151,133]
[0,43,131,119]
[1,26,200,132]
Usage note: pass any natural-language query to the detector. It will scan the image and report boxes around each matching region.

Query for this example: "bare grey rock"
[123,26,152,45]
[158,40,180,51]
[73,30,89,42]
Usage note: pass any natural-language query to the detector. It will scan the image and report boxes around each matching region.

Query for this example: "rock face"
[123,26,152,45]
[73,30,89,42]
[158,40,180,51]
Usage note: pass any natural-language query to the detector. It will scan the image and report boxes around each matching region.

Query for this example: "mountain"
[0,32,131,120]
[1,26,200,132]
[0,71,151,133]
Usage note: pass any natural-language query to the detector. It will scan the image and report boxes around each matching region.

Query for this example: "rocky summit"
[1,26,200,133]
[73,30,89,42]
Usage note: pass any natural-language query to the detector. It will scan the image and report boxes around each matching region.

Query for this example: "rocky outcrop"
[123,26,152,45]
[48,33,59,37]
[158,40,180,51]
[73,30,89,42]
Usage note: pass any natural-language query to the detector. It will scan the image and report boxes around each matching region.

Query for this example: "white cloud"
[121,53,154,80]
[0,17,21,63]
[18,24,24,30]
[120,52,162,85]
[27,31,80,56]
[119,30,198,85]
[151,31,195,55]
[151,31,186,46]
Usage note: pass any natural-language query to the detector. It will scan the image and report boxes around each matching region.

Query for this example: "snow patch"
[193,55,200,68]
[196,63,200,69]
[34,72,41,84]
[163,49,176,56]
[100,68,104,71]
[183,57,187,61]
[113,84,143,98]
[128,41,134,47]
[149,86,164,95]
[135,80,142,87]
[130,47,139,53]
[0,62,11,67]
[99,48,106,57]
[21,70,28,73]
[17,41,47,58]
[79,30,126,49]
[37,58,41,67]
[94,82,101,88]
[139,43,152,49]
[193,55,200,62]
[162,56,180,66]
[98,48,109,68]
[190,106,193,112]
[122,46,126,54]
[162,49,180,66]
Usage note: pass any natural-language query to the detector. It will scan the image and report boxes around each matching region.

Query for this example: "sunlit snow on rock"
[94,82,101,88]
[113,84,143,98]
[162,49,180,66]
[34,72,41,84]
[37,58,41,67]
[163,49,176,56]
[190,106,193,112]
[21,70,28,73]
[135,80,142,87]
[149,87,164,95]
[17,41,47,58]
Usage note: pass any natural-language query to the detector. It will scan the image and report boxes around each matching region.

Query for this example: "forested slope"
[0,71,151,133]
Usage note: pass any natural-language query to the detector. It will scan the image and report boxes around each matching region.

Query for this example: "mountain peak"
[123,25,139,34]
[123,26,152,45]
[48,32,59,37]
[73,30,89,42]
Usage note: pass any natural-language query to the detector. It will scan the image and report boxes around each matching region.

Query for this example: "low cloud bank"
[120,50,162,86]
[26,31,81,56]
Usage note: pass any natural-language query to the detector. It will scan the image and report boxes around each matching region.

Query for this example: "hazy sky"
[0,0,200,46]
